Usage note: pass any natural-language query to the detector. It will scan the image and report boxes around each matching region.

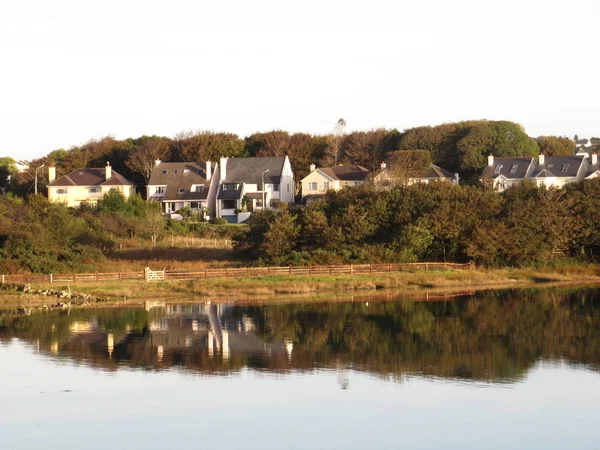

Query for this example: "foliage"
[536,136,575,156]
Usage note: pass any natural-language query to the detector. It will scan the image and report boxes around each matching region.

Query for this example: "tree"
[385,150,432,184]
[126,136,170,183]
[174,131,245,161]
[536,136,575,156]
[261,210,300,261]
[326,118,347,165]
[142,204,166,246]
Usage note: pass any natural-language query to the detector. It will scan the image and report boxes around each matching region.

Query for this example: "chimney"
[309,163,316,172]
[206,161,212,181]
[220,157,228,181]
[380,161,387,170]
[487,154,494,167]
[592,153,598,166]
[538,153,545,166]
[105,162,112,180]
[155,159,161,166]
[48,166,56,182]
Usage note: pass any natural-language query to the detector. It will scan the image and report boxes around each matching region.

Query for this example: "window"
[493,164,503,176]
[499,179,506,190]
[509,164,518,174]
[323,182,330,190]
[561,164,569,173]
[222,200,236,209]
[273,183,280,191]
[178,188,185,193]
[56,188,67,195]
[155,186,165,194]
[89,187,100,193]
[547,164,554,169]
[161,170,168,175]
[183,169,190,174]
[223,184,237,191]
[192,185,204,192]
[256,199,263,207]
[173,170,179,175]
[354,181,361,186]
[308,182,317,190]
[191,202,199,209]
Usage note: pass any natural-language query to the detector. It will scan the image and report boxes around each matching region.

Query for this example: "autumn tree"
[326,118,346,165]
[126,136,170,182]
[536,136,575,156]
[174,131,245,162]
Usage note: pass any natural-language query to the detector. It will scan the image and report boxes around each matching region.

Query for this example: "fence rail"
[0,261,472,285]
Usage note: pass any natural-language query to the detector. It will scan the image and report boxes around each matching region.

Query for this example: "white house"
[146,161,220,218]
[214,156,295,223]
[301,164,369,203]
[373,161,456,187]
[531,154,588,188]
[481,155,537,191]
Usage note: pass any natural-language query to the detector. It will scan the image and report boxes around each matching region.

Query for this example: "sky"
[1,0,599,161]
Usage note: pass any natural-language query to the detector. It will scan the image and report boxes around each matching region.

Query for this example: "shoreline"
[1,267,600,311]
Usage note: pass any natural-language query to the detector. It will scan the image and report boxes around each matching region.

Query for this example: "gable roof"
[48,168,133,187]
[223,157,285,184]
[482,157,535,180]
[531,155,586,178]
[318,165,370,181]
[148,162,212,201]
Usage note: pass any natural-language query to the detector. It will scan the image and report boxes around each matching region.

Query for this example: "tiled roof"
[148,162,211,201]
[318,165,369,181]
[223,157,285,184]
[531,156,586,178]
[48,167,133,187]
[482,157,535,180]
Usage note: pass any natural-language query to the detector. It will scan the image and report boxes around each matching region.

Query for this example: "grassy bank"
[2,265,600,309]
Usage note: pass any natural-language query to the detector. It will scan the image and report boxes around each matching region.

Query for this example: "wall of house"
[48,185,132,207]
[279,156,295,203]
[206,162,220,219]
[301,171,338,198]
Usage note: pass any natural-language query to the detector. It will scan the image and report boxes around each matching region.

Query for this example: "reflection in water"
[2,286,600,384]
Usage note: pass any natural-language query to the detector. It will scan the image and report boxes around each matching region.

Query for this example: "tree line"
[0,120,589,196]
[236,178,600,267]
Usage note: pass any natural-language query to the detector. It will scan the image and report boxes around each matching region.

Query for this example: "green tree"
[262,210,300,262]
[536,136,575,156]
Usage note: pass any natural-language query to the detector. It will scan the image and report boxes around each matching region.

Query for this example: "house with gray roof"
[147,161,219,217]
[215,156,295,223]
[481,155,537,191]
[300,164,370,203]
[373,161,457,188]
[47,162,134,207]
[482,154,593,191]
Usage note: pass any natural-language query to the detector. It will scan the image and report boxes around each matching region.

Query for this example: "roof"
[482,157,534,180]
[531,156,586,178]
[317,165,370,181]
[222,157,285,184]
[148,162,212,201]
[217,184,243,200]
[48,167,133,187]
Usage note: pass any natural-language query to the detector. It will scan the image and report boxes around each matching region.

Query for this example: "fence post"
[329,265,332,275]
[370,264,372,274]
[118,272,122,281]
[1,274,4,285]
[95,273,99,282]
[350,264,353,275]
[388,263,391,272]
[289,265,291,274]
[309,266,312,276]
[73,273,76,282]
[226,268,228,278]
[247,267,250,277]
[205,268,207,279]
[426,263,429,271]
[50,274,53,284]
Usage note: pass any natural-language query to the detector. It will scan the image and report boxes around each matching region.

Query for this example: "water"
[1,287,600,449]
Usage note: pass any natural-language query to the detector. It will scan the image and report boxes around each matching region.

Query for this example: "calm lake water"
[2,287,600,450]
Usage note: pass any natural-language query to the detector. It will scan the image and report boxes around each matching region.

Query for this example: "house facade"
[301,164,369,202]
[47,162,134,207]
[214,156,295,223]
[482,154,593,191]
[146,161,219,218]
[373,162,456,187]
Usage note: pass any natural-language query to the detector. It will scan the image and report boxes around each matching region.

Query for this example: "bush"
[211,218,228,225]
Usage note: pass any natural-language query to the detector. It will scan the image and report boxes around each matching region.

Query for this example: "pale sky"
[1,0,599,161]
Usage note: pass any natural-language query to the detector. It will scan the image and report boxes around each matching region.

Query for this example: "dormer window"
[561,164,569,173]
[493,165,503,176]
[161,170,168,175]
[173,170,179,175]
[178,188,185,193]
[192,185,204,192]
[547,164,554,168]
[223,183,237,191]
[509,164,518,174]
[155,186,165,194]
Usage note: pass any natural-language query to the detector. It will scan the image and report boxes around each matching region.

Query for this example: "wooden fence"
[0,261,473,285]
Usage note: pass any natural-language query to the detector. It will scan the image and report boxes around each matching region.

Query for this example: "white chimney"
[220,157,228,181]
[538,153,545,165]
[105,162,112,180]
[48,166,56,182]
[206,161,212,181]
[155,159,161,166]
[592,153,598,166]
[380,161,387,170]
[309,163,316,172]
[487,154,494,167]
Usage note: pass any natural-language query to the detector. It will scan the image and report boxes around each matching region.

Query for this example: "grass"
[4,266,600,310]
